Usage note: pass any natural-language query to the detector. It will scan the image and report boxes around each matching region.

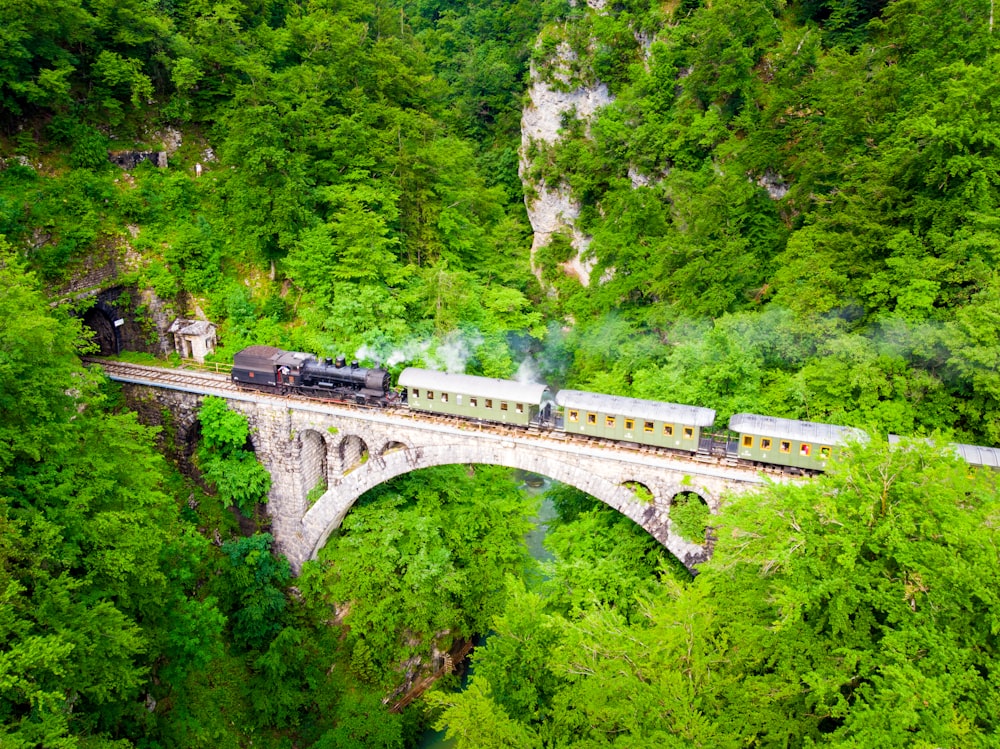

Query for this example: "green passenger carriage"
[399,368,553,426]
[555,390,716,451]
[729,413,868,471]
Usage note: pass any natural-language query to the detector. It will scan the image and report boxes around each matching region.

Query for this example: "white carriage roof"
[951,443,1000,467]
[729,413,868,445]
[555,390,716,427]
[889,435,1000,468]
[398,368,551,404]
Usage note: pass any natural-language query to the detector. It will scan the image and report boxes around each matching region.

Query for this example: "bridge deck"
[88,358,773,485]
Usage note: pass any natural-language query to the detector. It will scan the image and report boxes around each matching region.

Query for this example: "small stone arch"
[669,491,712,546]
[621,480,654,504]
[380,440,408,457]
[299,429,329,503]
[336,434,369,475]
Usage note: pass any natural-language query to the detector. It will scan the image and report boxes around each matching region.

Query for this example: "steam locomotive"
[232,346,394,404]
[231,346,1000,473]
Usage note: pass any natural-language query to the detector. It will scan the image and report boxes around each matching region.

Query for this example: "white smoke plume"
[353,344,382,364]
[514,356,545,385]
[432,330,484,373]
[356,330,485,373]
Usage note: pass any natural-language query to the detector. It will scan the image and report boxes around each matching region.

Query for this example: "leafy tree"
[0,241,229,745]
[0,241,86,471]
[220,534,291,652]
[702,438,1000,745]
[313,690,405,749]
[300,466,535,688]
[432,579,563,730]
[437,441,1000,747]
[196,396,271,516]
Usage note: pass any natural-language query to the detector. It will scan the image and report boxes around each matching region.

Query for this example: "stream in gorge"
[416,472,557,748]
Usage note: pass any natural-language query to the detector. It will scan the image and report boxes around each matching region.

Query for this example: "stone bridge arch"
[298,429,330,502]
[300,443,719,572]
[335,434,370,474]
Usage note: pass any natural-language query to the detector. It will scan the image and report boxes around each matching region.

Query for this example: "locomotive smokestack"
[351,360,359,369]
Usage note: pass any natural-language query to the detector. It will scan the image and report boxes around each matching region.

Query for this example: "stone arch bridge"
[99,361,778,573]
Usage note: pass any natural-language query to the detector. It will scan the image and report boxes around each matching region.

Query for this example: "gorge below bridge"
[95,360,781,573]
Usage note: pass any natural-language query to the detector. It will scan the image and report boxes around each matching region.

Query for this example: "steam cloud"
[355,330,486,374]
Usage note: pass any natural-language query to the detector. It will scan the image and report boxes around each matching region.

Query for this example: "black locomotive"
[232,345,393,404]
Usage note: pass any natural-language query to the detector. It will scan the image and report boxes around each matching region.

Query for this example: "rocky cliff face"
[519,42,613,287]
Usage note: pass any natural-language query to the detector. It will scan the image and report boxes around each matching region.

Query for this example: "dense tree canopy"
[4,0,1000,745]
[433,441,1000,747]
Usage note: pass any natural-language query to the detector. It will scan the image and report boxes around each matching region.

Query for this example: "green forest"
[2,0,1000,746]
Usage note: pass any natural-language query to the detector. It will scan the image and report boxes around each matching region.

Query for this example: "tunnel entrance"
[82,306,119,354]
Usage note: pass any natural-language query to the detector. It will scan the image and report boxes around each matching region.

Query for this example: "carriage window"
[427,391,434,400]
[485,399,493,408]
[742,435,754,448]
[663,425,674,436]
[761,438,773,450]
[624,419,635,430]
[411,388,419,397]
[516,403,524,414]
[587,413,597,425]
[469,397,477,407]
[800,443,811,457]
[780,440,791,453]
[500,402,508,411]
[606,416,616,428]
[456,395,463,404]
[644,421,654,432]
[820,446,832,458]
[683,427,694,439]
[569,410,579,422]
[249,371,254,378]
[441,393,448,403]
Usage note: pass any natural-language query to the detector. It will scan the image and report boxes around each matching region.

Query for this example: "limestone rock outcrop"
[519,44,613,287]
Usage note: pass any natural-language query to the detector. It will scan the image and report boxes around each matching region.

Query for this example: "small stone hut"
[168,319,217,363]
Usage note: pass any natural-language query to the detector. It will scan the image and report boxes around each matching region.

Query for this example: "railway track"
[83,357,781,477]
[86,358,237,391]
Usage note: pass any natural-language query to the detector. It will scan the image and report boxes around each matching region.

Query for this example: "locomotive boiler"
[232,345,392,404]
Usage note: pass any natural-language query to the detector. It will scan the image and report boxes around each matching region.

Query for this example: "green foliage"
[220,534,291,652]
[200,450,272,517]
[300,466,535,688]
[669,491,710,543]
[701,438,1000,745]
[431,578,562,737]
[542,484,688,622]
[436,442,1000,747]
[0,243,84,470]
[6,0,1000,744]
[313,690,405,749]
[198,395,251,453]
[0,243,227,746]
[196,396,271,515]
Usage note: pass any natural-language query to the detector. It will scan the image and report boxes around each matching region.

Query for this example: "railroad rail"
[83,357,785,481]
